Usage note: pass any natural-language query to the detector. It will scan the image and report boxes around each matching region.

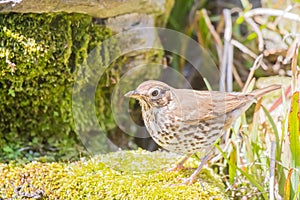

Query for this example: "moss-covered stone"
[0,150,227,199]
[0,0,173,19]
[0,13,124,162]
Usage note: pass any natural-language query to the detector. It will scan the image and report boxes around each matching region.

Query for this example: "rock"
[0,0,169,18]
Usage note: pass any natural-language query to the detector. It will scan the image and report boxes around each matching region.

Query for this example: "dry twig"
[220,9,233,92]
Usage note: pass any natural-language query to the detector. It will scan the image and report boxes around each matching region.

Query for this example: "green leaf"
[3,146,13,153]
[236,16,244,25]
[247,32,257,41]
[288,91,300,199]
[294,184,300,200]
[54,111,59,117]
[262,106,280,161]
[8,88,15,97]
[229,142,237,185]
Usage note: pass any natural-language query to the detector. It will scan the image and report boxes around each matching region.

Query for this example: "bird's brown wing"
[172,89,255,126]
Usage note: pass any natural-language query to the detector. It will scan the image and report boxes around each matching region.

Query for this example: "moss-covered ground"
[0,150,227,199]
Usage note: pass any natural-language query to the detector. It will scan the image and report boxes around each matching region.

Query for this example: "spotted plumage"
[125,80,280,184]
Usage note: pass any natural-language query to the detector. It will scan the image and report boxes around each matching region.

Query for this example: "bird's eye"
[151,89,159,97]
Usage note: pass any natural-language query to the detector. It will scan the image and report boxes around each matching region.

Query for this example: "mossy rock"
[0,150,227,199]
[0,12,164,162]
[0,13,119,162]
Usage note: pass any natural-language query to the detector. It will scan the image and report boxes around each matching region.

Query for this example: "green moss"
[0,150,227,199]
[0,13,123,162]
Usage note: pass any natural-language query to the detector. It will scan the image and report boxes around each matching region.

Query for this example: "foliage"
[286,91,300,199]
[0,150,227,199]
[0,13,123,162]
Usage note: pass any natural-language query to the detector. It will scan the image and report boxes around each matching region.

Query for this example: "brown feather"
[171,84,280,128]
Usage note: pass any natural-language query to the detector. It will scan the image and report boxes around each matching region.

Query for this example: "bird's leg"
[166,153,192,172]
[180,154,211,185]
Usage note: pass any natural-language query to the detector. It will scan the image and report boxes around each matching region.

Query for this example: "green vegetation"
[0,13,123,162]
[0,150,227,199]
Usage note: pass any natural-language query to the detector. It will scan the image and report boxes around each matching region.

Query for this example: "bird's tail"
[251,84,281,98]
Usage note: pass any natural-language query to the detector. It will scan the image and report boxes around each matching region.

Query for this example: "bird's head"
[125,80,172,109]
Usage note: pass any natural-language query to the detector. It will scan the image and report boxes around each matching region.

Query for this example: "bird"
[125,80,281,184]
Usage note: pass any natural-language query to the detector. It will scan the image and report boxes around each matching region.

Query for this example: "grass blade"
[229,141,237,185]
[284,168,294,200]
[261,106,281,162]
[215,144,268,199]
[288,91,300,199]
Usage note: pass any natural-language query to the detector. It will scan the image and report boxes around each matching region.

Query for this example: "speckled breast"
[142,107,223,155]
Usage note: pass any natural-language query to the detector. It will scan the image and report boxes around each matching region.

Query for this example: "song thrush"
[125,80,280,184]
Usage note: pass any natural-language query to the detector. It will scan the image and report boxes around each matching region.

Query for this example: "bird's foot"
[177,174,197,185]
[165,154,192,172]
[165,163,185,172]
[178,176,206,189]
[168,175,205,188]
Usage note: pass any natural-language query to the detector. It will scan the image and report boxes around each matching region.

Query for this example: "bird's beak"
[124,90,139,98]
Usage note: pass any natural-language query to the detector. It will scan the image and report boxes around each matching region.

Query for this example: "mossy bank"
[0,150,227,199]
[0,13,126,162]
